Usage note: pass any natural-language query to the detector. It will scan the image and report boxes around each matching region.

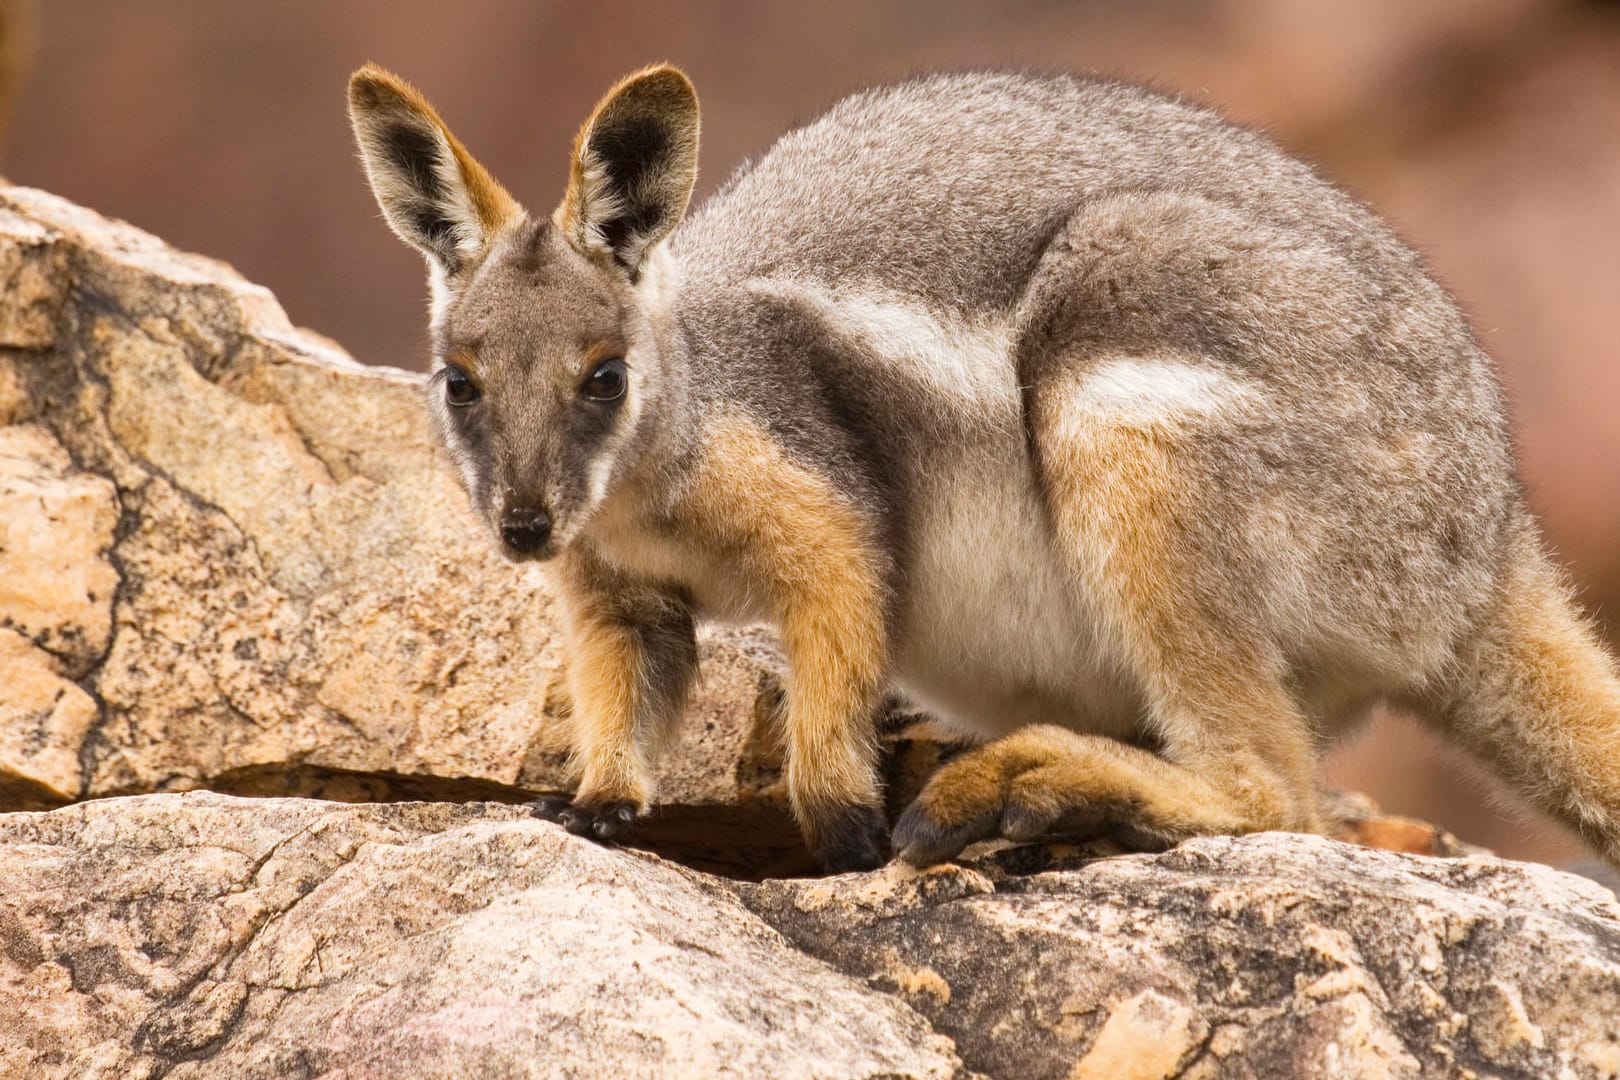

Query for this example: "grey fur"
[355,68,1620,867]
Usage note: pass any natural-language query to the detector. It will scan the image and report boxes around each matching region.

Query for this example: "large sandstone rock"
[2,793,1618,1079]
[747,839,1620,1079]
[0,793,962,1079]
[0,184,806,870]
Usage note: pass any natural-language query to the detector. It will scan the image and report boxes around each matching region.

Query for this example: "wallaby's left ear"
[559,64,699,278]
[348,63,519,276]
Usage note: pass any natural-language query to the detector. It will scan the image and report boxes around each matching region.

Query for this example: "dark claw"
[559,806,592,837]
[996,800,1054,843]
[1001,801,1108,845]
[891,799,995,867]
[593,804,636,840]
[527,794,571,823]
[559,800,638,843]
[813,803,891,873]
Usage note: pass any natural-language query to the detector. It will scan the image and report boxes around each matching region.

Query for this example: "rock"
[0,423,118,675]
[0,202,67,349]
[0,421,118,805]
[0,792,962,1079]
[0,183,806,873]
[741,836,1620,1079]
[3,793,1618,1078]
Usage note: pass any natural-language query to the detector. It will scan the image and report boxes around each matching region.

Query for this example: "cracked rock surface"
[3,186,1620,1077]
[744,839,1620,1079]
[3,793,1618,1078]
[0,793,961,1079]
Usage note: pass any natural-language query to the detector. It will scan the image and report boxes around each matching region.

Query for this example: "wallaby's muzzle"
[499,504,552,558]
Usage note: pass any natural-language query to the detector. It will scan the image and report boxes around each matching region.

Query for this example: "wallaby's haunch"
[349,63,1620,873]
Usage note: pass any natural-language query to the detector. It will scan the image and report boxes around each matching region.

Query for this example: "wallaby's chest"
[591,519,774,624]
[587,422,1144,739]
[589,293,1147,740]
[886,410,1145,742]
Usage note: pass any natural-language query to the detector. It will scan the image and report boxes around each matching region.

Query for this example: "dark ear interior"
[348,64,518,274]
[379,119,463,260]
[563,65,700,277]
[592,114,675,260]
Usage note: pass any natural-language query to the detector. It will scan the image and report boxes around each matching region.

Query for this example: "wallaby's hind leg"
[1421,522,1620,864]
[891,635,1322,865]
[895,357,1323,865]
[894,726,1268,864]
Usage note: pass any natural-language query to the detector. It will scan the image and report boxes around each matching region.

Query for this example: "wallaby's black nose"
[500,507,552,554]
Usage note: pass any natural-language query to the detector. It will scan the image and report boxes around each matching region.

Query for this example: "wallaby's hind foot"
[893,725,1294,866]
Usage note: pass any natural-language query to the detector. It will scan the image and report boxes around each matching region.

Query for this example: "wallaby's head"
[348,64,699,560]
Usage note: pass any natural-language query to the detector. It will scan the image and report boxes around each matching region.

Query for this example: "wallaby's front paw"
[811,803,890,874]
[558,799,639,842]
[527,794,572,823]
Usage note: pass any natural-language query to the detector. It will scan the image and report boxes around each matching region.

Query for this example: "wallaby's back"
[680,73,1415,310]
[673,72,1516,727]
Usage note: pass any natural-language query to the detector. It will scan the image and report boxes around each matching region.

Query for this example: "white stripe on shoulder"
[747,279,1017,410]
[1068,356,1260,426]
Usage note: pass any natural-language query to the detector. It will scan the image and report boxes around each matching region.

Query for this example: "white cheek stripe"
[585,450,616,509]
[427,263,453,353]
[581,362,645,514]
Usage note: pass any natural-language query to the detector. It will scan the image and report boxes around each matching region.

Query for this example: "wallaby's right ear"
[347,64,519,275]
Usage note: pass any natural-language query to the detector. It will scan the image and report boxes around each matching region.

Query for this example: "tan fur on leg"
[564,611,650,811]
[556,550,697,839]
[683,415,890,868]
[895,725,1255,864]
[1024,364,1321,843]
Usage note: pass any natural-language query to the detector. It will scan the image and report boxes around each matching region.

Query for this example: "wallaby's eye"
[582,357,627,402]
[444,365,480,407]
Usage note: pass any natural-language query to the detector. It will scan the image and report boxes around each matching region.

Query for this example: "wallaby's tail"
[1428,521,1620,864]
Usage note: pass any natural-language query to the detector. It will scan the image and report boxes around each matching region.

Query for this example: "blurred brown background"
[6,0,1618,866]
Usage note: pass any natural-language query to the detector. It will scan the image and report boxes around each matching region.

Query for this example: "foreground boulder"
[748,838,1620,1078]
[3,793,1618,1078]
[0,793,961,1078]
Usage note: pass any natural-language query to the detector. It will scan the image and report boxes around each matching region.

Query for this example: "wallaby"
[348,63,1620,873]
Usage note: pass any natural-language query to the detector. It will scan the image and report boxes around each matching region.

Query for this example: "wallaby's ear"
[558,64,699,278]
[348,64,519,275]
